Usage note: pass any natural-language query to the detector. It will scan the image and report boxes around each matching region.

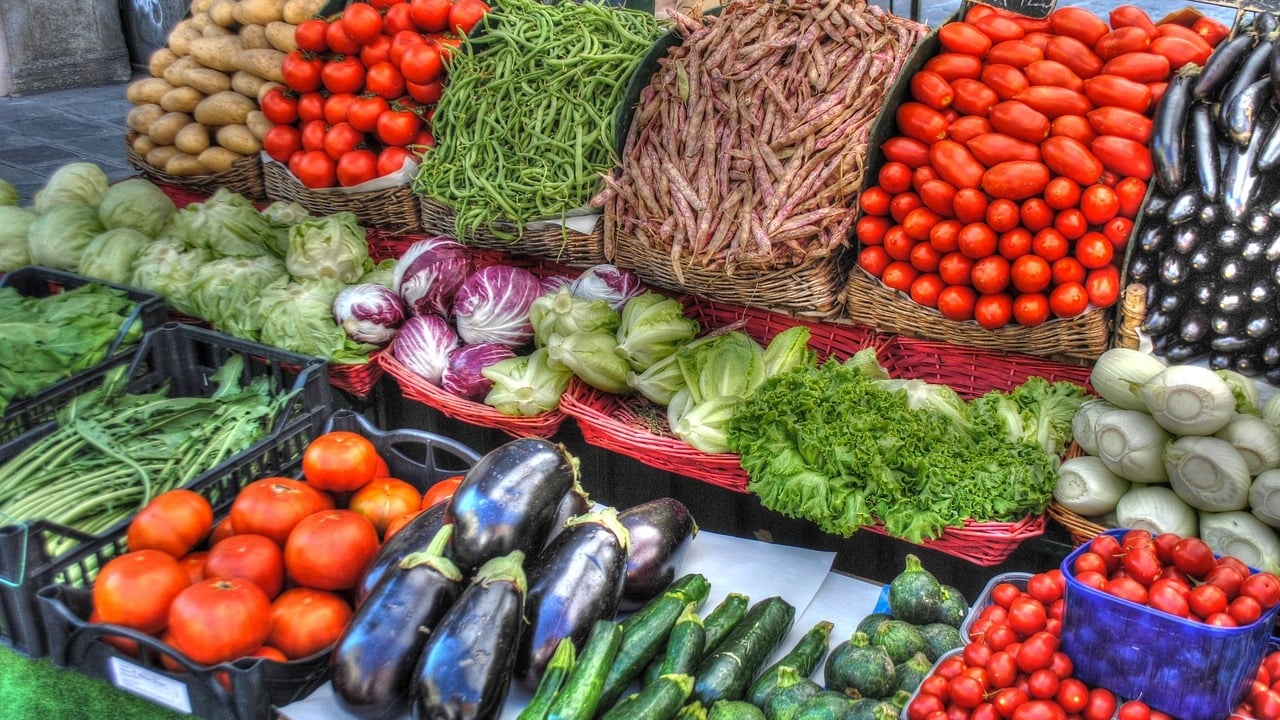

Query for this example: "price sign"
[970,0,1056,19]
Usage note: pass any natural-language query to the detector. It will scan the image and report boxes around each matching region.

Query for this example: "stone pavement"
[0,1,1236,206]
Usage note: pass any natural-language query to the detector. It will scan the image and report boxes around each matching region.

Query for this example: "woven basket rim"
[418,194,607,267]
[125,133,264,199]
[261,157,421,233]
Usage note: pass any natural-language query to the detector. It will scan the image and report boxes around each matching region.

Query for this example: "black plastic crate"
[0,322,332,658]
[35,408,481,720]
[0,266,168,450]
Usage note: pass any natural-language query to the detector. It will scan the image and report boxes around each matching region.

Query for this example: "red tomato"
[1033,228,1070,263]
[911,273,946,308]
[1075,232,1114,269]
[879,161,915,195]
[1102,52,1171,84]
[281,51,324,93]
[263,125,302,164]
[971,255,1011,294]
[982,199,1018,232]
[973,14,1025,43]
[975,293,1014,329]
[1045,36,1104,79]
[1050,114,1097,146]
[1008,596,1048,637]
[400,42,443,85]
[303,431,381,492]
[204,534,285,599]
[938,285,978,321]
[325,19,362,55]
[1192,16,1231,47]
[295,91,325,123]
[1020,198,1054,231]
[897,102,950,144]
[951,78,999,116]
[377,107,423,146]
[884,226,915,261]
[1082,75,1152,115]
[883,136,933,167]
[406,79,443,104]
[349,477,422,536]
[982,64,1031,101]
[1106,575,1150,604]
[1013,292,1050,326]
[958,222,998,259]
[1049,282,1089,318]
[1049,7,1108,46]
[1190,583,1229,619]
[323,56,365,94]
[1027,668,1060,699]
[1085,265,1120,307]
[882,261,919,293]
[384,511,422,540]
[359,34,392,68]
[939,252,975,286]
[180,551,207,585]
[919,179,959,218]
[127,489,213,559]
[284,510,380,590]
[926,52,985,80]
[341,2,384,44]
[260,88,299,125]
[324,92,359,126]
[347,95,390,134]
[168,578,271,665]
[1102,216,1133,250]
[999,227,1032,258]
[1169,537,1214,578]
[949,116,996,145]
[268,587,353,660]
[377,144,416,177]
[859,246,892,277]
[890,192,924,224]
[1012,254,1051,293]
[910,242,943,272]
[1016,631,1058,672]
[93,550,192,633]
[911,70,955,109]
[983,161,1051,200]
[857,215,892,246]
[337,149,379,187]
[1232,594,1265,625]
[323,122,364,162]
[1054,208,1088,240]
[1242,572,1280,610]
[1205,565,1247,598]
[939,21,993,57]
[1025,60,1085,92]
[1041,136,1104,187]
[861,186,892,216]
[952,188,990,224]
[1149,581,1191,618]
[990,101,1051,143]
[363,62,406,100]
[930,219,963,253]
[229,477,335,547]
[388,29,427,66]
[1084,688,1118,720]
[988,40,1045,69]
[448,0,489,35]
[294,19,329,53]
[1110,5,1157,36]
[209,516,236,546]
[1150,36,1212,70]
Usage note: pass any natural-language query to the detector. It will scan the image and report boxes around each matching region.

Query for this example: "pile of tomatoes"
[262,0,490,188]
[857,4,1229,329]
[89,430,463,669]
[907,568,1167,720]
[1237,649,1280,720]
[1067,530,1280,627]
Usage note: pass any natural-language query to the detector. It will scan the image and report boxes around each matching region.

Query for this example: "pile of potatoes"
[125,0,328,177]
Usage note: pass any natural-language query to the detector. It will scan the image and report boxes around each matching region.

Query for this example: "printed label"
[108,656,194,714]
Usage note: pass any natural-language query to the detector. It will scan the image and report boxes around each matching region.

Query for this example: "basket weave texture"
[1046,443,1109,546]
[125,134,265,201]
[419,195,607,268]
[262,158,422,234]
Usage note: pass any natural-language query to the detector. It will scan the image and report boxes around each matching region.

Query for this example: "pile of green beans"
[413,0,663,240]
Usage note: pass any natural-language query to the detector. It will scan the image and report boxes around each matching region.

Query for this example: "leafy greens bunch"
[727,349,1086,544]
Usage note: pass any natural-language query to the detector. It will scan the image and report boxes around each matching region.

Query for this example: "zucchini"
[546,619,623,720]
[517,638,577,720]
[746,620,834,706]
[824,632,896,701]
[600,673,694,720]
[707,700,766,720]
[699,593,751,658]
[887,554,943,625]
[692,596,796,705]
[759,666,822,720]
[791,691,858,720]
[600,574,711,707]
[676,701,710,720]
[657,603,706,678]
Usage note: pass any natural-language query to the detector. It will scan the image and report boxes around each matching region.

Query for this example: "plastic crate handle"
[0,513,29,587]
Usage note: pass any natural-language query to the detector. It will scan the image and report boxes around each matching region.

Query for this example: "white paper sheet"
[278,531,856,720]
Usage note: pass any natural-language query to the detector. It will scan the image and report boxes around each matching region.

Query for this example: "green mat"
[0,644,186,720]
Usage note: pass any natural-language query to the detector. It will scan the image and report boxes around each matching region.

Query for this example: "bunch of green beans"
[413,0,663,240]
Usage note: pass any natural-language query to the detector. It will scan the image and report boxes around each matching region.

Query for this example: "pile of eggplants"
[329,436,700,720]
[1129,11,1280,380]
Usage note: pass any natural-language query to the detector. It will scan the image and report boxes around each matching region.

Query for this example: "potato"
[216,124,262,155]
[168,20,202,56]
[283,0,327,24]
[254,80,285,105]
[126,103,166,134]
[208,0,239,28]
[232,71,271,99]
[148,112,195,146]
[230,49,285,84]
[182,67,233,95]
[194,91,255,126]
[189,12,213,32]
[264,21,298,53]
[126,77,175,105]
[162,56,203,87]
[175,123,212,155]
[187,37,244,72]
[190,0,216,14]
[148,48,179,78]
[131,134,158,156]
[160,86,205,113]
[145,145,182,169]
[201,23,234,38]
[235,0,286,26]
[199,147,244,174]
[165,153,213,177]
[239,24,272,50]
[245,110,273,140]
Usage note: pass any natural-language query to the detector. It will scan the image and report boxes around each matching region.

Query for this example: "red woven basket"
[327,349,388,399]
[878,335,1095,399]
[377,351,568,439]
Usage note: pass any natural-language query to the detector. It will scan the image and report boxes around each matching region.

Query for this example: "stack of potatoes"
[125,0,328,177]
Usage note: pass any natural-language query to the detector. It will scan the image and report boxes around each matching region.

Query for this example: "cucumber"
[692,596,796,705]
[546,619,623,720]
[600,574,711,707]
[887,554,943,625]
[658,602,706,678]
[517,637,577,720]
[746,620,834,706]
[760,666,823,720]
[600,674,694,720]
[707,700,766,720]
[791,691,857,720]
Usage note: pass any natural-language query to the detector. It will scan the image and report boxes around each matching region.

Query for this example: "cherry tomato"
[1012,699,1067,720]
[1020,198,1054,231]
[971,255,1011,294]
[1230,594,1264,625]
[958,222,998,259]
[1084,688,1117,720]
[911,242,943,273]
[1205,565,1246,597]
[1148,581,1191,618]
[1057,677,1089,714]
[1117,700,1151,720]
[890,192,924,224]
[882,261,919,293]
[1051,256,1086,286]
[953,188,991,224]
[859,246,892,277]
[1032,228,1070,262]
[1106,575,1149,605]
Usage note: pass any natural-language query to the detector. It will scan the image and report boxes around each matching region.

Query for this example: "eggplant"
[1158,291,1186,314]
[1257,11,1279,36]
[1213,334,1261,352]
[1216,35,1273,120]
[1163,342,1207,364]
[1224,122,1272,225]
[334,525,464,720]
[412,550,527,720]
[1152,72,1194,194]
[617,497,699,611]
[1137,224,1168,254]
[1189,246,1215,273]
[1144,192,1173,218]
[1142,309,1176,335]
[1219,285,1249,314]
[1194,32,1256,101]
[1218,224,1248,253]
[1263,341,1280,366]
[1210,351,1238,369]
[1247,311,1276,338]
[1180,310,1211,343]
[1192,279,1217,306]
[1247,211,1271,235]
[1159,252,1189,285]
[1126,254,1156,283]
[1235,354,1263,375]
[543,480,592,551]
[1212,311,1243,336]
[1172,225,1202,254]
[1256,117,1280,171]
[516,507,630,690]
[1249,278,1274,305]
[1243,239,1268,261]
[1200,203,1222,227]
[356,500,450,606]
[446,437,576,573]
[1266,366,1280,385]
[1220,256,1250,282]
[1166,189,1201,225]
[1190,105,1223,203]
[1225,78,1273,146]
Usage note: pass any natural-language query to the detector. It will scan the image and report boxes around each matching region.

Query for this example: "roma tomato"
[1041,136,1104,187]
[967,133,1042,166]
[982,161,1051,200]
[988,39,1045,68]
[1091,135,1153,179]
[1051,114,1097,145]
[168,578,272,665]
[931,140,985,189]
[229,477,335,547]
[283,510,380,590]
[1189,583,1229,619]
[93,550,191,633]
[1049,7,1108,46]
[1192,16,1231,47]
[990,101,1051,143]
[303,431,381,492]
[949,115,995,144]
[1102,53,1170,84]
[1095,27,1153,61]
[1085,265,1120,307]
[127,489,214,558]
[883,137,933,167]
[1083,74,1152,114]
[982,63,1031,101]
[203,534,286,599]
[911,70,955,109]
[1045,36,1103,79]
[951,78,999,116]
[1025,60,1085,92]
[1110,5,1157,36]
[1087,107,1152,145]
[939,21,993,57]
[925,52,985,81]
[897,102,949,144]
[349,477,422,536]
[267,587,353,660]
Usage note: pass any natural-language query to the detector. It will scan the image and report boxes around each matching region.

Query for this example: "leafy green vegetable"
[96,178,176,237]
[0,205,36,271]
[78,228,152,284]
[529,286,620,346]
[284,211,371,283]
[677,331,765,405]
[27,202,105,271]
[546,331,631,394]
[130,238,213,317]
[483,346,573,416]
[0,178,17,207]
[167,188,275,258]
[188,255,288,340]
[728,355,1076,544]
[33,162,108,213]
[255,279,376,362]
[614,292,699,372]
[360,257,398,288]
[761,326,816,378]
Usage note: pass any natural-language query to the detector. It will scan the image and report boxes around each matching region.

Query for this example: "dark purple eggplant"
[1137,224,1168,254]
[1249,278,1274,305]
[1220,256,1251,282]
[1172,225,1202,254]
[1256,117,1280,171]
[1263,341,1280,366]
[1152,71,1194,194]
[1216,35,1273,119]
[1180,310,1211,343]
[1159,251,1190,285]
[1164,342,1207,364]
[1223,108,1275,225]
[516,507,630,690]
[334,525,464,720]
[1247,311,1276,338]
[1257,12,1279,35]
[1126,254,1156,283]
[1166,189,1201,225]
[446,437,576,573]
[1243,239,1268,261]
[1194,32,1256,101]
[1200,203,1222,227]
[617,497,699,611]
[543,480,592,550]
[1142,309,1176,335]
[412,550,527,720]
[1192,279,1217,306]
[1247,210,1271,235]
[1189,246,1215,273]
[357,500,451,606]
[1225,78,1272,146]
[1190,105,1223,202]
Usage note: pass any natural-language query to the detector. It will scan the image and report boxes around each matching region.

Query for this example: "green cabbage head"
[78,228,152,284]
[33,162,109,212]
[97,178,176,237]
[0,206,36,271]
[28,202,105,271]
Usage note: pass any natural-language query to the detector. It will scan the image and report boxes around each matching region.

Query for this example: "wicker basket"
[419,195,607,268]
[877,335,1095,400]
[125,134,265,201]
[1046,442,1110,545]
[262,158,422,234]
[327,349,387,399]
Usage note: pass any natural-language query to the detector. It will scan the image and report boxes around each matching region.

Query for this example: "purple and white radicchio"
[332,283,406,346]
[391,313,458,385]
[451,264,543,347]
[441,342,517,400]
[568,264,645,311]
[393,235,474,318]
